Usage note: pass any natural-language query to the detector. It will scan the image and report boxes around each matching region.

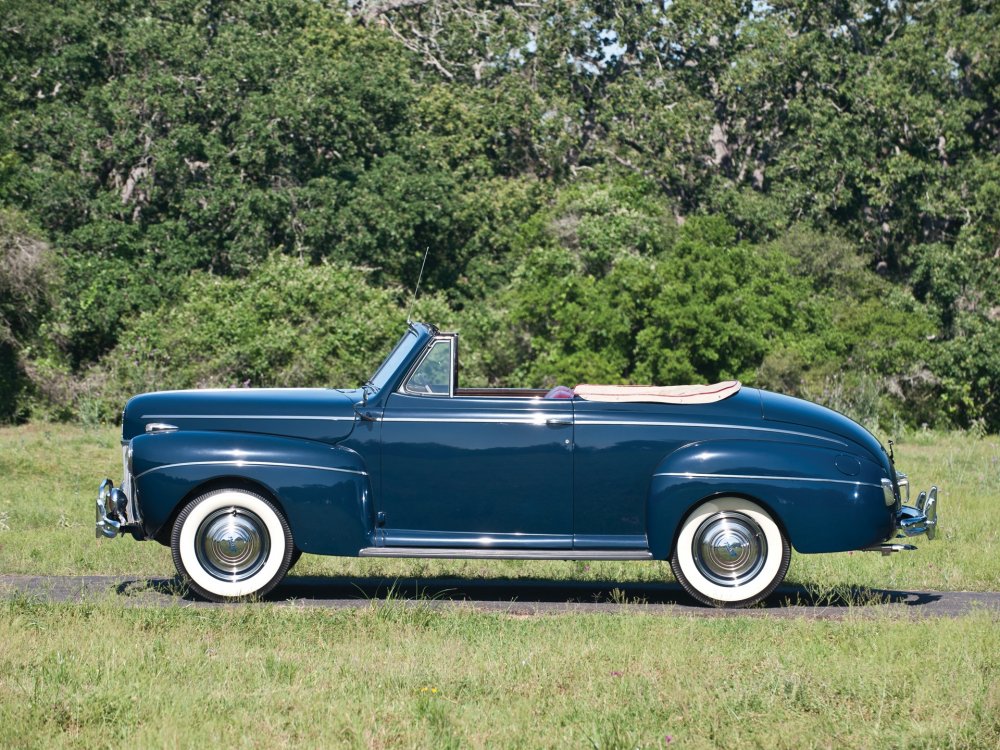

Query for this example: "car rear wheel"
[670,497,790,608]
[170,488,294,602]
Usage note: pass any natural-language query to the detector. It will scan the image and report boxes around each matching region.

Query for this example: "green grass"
[0,596,997,749]
[0,423,997,592]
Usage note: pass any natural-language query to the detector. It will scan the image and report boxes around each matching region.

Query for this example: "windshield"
[368,327,421,391]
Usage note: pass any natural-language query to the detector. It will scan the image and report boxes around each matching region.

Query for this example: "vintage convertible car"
[96,322,938,607]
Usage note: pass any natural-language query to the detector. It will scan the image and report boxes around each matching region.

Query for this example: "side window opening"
[403,338,453,396]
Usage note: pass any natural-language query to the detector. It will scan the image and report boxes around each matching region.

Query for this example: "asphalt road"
[2,574,999,619]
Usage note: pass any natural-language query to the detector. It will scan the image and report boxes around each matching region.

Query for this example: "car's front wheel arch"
[153,476,288,546]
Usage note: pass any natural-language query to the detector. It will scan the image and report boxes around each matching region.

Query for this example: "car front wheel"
[171,488,294,602]
[670,497,791,608]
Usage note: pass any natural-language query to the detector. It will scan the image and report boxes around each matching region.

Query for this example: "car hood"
[122,388,360,445]
[760,390,889,469]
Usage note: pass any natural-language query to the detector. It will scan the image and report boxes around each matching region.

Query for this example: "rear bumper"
[865,472,938,555]
[866,482,939,555]
[895,485,939,541]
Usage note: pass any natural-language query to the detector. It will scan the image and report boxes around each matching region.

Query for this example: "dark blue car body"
[97,322,938,606]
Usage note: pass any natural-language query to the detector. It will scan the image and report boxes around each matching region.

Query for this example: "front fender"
[646,439,895,557]
[131,431,374,555]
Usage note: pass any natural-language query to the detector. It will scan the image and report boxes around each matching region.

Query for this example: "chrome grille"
[121,443,138,524]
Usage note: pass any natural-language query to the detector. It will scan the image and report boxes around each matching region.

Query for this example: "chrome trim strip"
[121,444,140,526]
[381,417,553,424]
[358,547,653,560]
[143,388,331,394]
[654,472,882,489]
[576,420,846,445]
[141,414,356,421]
[145,422,178,433]
[449,334,456,398]
[135,460,367,480]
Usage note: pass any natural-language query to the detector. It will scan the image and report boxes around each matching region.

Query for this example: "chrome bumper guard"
[896,486,939,540]
[865,472,938,556]
[865,482,939,555]
[96,478,134,539]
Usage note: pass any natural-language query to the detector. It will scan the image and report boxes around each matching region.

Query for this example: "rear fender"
[646,439,894,557]
[131,431,374,555]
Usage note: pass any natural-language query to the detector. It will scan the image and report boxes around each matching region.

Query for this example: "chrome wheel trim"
[673,497,786,604]
[195,507,270,582]
[176,490,288,598]
[692,511,767,588]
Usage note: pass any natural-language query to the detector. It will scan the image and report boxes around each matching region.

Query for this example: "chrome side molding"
[359,547,653,560]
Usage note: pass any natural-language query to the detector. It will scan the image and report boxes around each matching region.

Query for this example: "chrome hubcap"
[195,507,270,582]
[692,511,767,587]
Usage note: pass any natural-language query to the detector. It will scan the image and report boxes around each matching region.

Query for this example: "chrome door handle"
[546,418,573,426]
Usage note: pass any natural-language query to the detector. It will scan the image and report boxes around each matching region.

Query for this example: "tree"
[0,208,51,421]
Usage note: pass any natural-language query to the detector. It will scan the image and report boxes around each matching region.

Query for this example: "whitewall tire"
[670,497,790,608]
[170,488,294,602]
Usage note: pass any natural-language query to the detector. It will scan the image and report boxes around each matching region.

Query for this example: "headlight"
[111,487,128,516]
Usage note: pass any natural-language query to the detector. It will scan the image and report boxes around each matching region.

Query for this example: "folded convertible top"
[574,380,741,405]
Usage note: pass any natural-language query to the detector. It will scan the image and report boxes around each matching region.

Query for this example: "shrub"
[0,208,52,422]
[60,256,451,422]
[482,216,822,388]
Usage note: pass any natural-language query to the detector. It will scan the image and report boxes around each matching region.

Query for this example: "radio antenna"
[406,246,431,323]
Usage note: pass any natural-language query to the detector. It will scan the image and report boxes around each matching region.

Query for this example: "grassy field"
[0,423,997,591]
[1,424,998,748]
[0,596,998,749]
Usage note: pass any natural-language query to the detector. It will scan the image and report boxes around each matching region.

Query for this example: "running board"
[358,547,653,560]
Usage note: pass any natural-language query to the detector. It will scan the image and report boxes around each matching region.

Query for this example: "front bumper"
[96,479,123,538]
[96,439,145,539]
[96,478,143,539]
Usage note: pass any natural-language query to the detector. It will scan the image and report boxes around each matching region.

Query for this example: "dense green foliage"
[0,0,997,430]
[0,208,52,421]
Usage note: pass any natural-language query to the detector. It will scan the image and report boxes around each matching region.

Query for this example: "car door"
[377,335,574,549]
